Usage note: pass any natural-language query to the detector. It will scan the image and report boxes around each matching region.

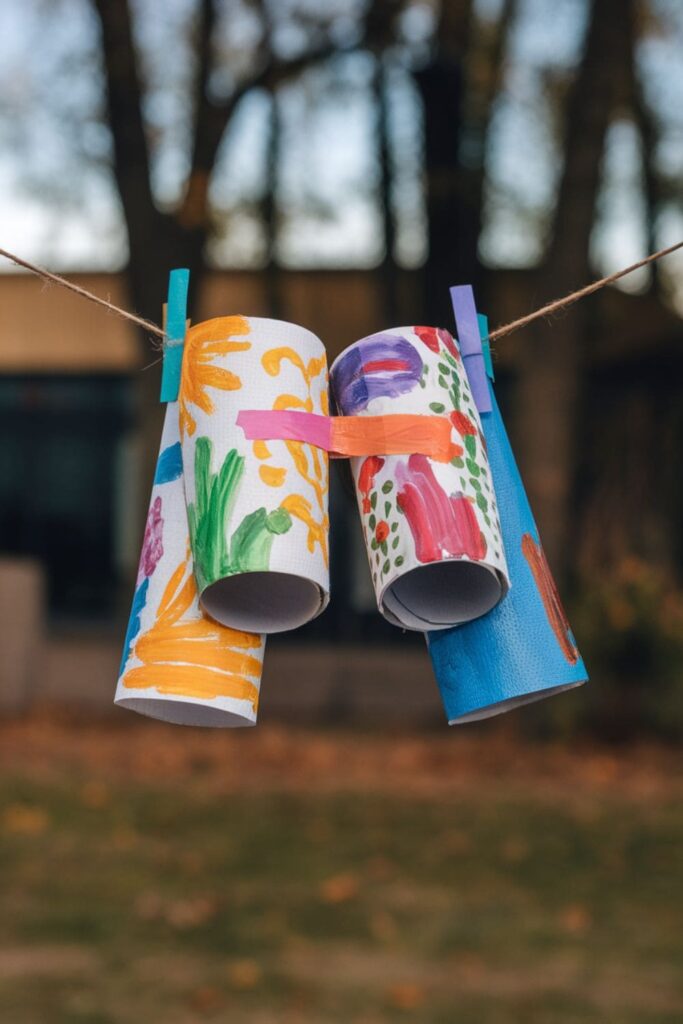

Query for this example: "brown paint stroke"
[521,533,579,665]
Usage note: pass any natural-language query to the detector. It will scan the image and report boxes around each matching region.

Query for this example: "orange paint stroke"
[123,664,259,704]
[135,634,263,679]
[122,556,263,708]
[180,315,251,437]
[521,533,579,665]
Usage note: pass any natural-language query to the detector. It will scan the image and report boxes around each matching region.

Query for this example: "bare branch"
[91,0,156,230]
[178,3,379,230]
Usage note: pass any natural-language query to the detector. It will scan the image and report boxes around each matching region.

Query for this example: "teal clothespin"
[160,268,190,403]
[477,312,495,381]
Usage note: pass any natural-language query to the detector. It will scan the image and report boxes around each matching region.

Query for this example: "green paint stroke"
[187,436,292,591]
[229,507,292,573]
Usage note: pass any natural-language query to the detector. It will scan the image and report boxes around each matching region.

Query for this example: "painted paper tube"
[329,326,509,630]
[427,378,588,722]
[116,403,265,727]
[179,316,329,633]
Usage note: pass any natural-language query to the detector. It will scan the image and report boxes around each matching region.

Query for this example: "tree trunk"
[375,54,399,325]
[415,0,474,328]
[513,0,634,580]
[416,0,516,328]
[262,91,283,319]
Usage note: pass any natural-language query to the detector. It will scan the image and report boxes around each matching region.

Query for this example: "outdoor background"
[0,0,682,1021]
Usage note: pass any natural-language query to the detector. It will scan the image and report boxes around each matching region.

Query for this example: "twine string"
[1,240,681,352]
[0,246,165,340]
[488,240,683,341]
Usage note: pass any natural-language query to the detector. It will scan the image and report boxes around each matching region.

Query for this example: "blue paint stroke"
[119,577,149,676]
[154,442,183,484]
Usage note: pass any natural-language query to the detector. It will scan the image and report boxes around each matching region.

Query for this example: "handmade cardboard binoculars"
[116,272,587,727]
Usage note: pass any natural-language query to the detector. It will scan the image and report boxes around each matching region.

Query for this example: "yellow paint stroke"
[262,348,326,382]
[273,393,311,412]
[257,344,330,566]
[281,494,329,557]
[259,465,287,487]
[179,316,251,438]
[123,557,262,708]
[253,440,271,460]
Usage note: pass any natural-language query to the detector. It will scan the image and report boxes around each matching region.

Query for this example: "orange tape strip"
[331,415,462,462]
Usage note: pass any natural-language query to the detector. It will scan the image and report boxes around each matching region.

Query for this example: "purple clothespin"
[450,284,492,414]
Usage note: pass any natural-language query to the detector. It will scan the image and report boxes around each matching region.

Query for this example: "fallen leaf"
[80,781,109,808]
[2,804,49,836]
[166,897,217,929]
[559,904,592,934]
[320,873,359,904]
[386,983,426,1010]
[188,986,225,1014]
[228,958,262,990]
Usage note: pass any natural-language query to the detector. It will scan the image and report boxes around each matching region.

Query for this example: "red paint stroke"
[414,326,460,360]
[358,456,385,514]
[450,411,477,437]
[362,359,412,374]
[396,454,486,563]
[375,521,390,543]
[521,533,579,664]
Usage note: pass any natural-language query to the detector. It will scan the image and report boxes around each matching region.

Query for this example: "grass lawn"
[0,719,681,1023]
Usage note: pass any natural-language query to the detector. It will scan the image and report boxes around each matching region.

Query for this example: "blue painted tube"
[427,378,587,723]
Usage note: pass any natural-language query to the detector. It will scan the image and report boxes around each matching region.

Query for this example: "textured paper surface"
[330,326,509,630]
[179,316,330,633]
[116,403,265,727]
[427,380,587,723]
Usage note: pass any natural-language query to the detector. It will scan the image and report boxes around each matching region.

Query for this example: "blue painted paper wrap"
[427,380,587,723]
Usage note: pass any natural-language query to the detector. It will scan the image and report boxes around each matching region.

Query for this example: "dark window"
[0,375,132,619]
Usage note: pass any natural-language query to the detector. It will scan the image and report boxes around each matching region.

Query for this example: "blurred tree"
[2,0,680,603]
[367,0,404,322]
[415,0,516,326]
[513,0,641,578]
[92,1,362,325]
[90,0,388,489]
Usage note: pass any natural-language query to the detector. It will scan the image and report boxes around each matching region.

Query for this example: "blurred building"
[2,268,682,630]
[0,270,410,637]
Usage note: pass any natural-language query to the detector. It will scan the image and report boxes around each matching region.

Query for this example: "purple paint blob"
[331,333,423,414]
[137,495,164,584]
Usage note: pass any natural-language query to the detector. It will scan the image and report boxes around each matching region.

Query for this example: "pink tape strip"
[237,410,332,450]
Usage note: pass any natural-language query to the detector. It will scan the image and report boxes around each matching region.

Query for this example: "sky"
[0,0,681,304]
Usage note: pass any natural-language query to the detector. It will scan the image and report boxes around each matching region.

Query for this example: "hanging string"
[0,246,164,340]
[1,239,681,350]
[488,240,683,341]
